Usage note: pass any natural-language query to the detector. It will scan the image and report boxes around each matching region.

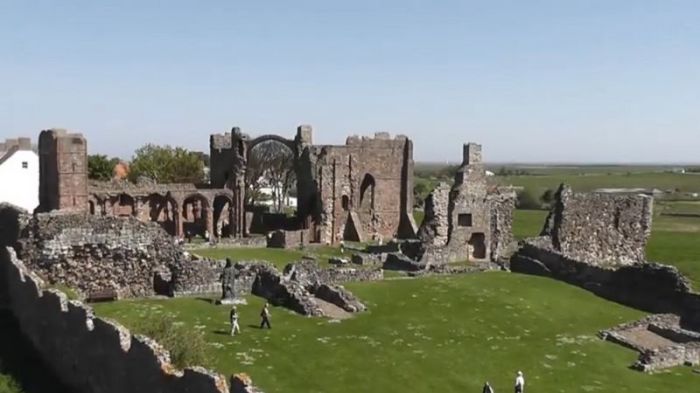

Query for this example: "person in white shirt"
[229,306,240,336]
[514,371,525,393]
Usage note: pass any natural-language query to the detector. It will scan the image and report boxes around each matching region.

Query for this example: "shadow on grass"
[194,297,216,304]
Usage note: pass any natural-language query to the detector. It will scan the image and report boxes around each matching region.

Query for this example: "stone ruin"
[1,202,375,320]
[510,184,700,371]
[414,143,516,265]
[16,209,184,299]
[210,127,418,245]
[541,184,653,266]
[37,126,418,246]
[600,314,700,372]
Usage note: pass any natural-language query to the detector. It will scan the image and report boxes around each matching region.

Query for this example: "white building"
[0,137,39,212]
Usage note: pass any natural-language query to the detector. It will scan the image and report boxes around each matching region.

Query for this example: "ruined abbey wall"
[542,185,653,266]
[17,212,185,299]
[416,143,516,264]
[313,133,416,244]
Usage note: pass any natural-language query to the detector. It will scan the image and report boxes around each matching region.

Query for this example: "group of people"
[482,371,525,393]
[229,302,272,336]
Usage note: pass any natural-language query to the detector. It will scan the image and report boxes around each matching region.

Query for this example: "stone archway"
[213,194,233,238]
[144,193,178,236]
[468,232,487,260]
[113,193,135,217]
[182,193,211,240]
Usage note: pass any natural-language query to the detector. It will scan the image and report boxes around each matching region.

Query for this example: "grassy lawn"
[512,210,547,240]
[495,172,700,196]
[194,246,346,270]
[94,273,698,393]
[647,231,700,290]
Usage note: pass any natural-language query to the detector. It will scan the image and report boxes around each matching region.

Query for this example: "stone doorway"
[468,233,486,260]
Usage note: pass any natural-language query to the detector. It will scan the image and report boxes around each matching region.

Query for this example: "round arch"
[182,193,211,240]
[247,134,296,153]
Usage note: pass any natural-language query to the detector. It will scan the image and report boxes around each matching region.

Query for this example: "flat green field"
[92,209,700,393]
[195,246,345,270]
[94,273,697,393]
[495,172,700,196]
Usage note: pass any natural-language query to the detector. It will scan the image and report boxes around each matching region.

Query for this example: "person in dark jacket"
[482,381,494,393]
[260,302,271,329]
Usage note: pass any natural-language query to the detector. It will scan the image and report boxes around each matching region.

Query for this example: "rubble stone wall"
[487,190,516,261]
[2,246,231,393]
[18,212,185,298]
[542,185,653,266]
[414,144,516,265]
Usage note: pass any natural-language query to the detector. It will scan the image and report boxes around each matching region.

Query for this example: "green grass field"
[90,167,700,393]
[495,172,700,196]
[91,208,700,393]
[194,246,346,270]
[94,273,698,393]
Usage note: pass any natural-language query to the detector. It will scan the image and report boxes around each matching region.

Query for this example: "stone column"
[205,206,214,240]
[175,206,184,238]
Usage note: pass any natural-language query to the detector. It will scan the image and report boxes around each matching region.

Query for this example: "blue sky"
[1,1,698,163]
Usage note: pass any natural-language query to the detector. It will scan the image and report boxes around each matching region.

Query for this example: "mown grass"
[194,245,346,270]
[94,273,698,393]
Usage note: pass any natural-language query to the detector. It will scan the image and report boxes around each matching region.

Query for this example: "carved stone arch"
[213,193,234,238]
[182,193,212,239]
[248,134,296,154]
[114,193,136,217]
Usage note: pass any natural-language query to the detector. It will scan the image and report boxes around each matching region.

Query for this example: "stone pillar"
[175,207,184,238]
[205,206,214,240]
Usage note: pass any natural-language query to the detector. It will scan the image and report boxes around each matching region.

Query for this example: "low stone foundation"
[600,314,700,372]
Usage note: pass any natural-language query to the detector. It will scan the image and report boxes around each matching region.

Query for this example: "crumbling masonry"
[38,126,417,245]
[415,143,516,264]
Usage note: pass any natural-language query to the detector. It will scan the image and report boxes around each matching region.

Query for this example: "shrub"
[0,373,23,393]
[516,190,542,210]
[137,314,209,369]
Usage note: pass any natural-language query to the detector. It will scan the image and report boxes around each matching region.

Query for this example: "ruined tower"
[417,142,515,264]
[38,129,88,212]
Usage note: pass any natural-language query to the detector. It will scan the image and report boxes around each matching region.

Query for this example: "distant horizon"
[3,130,700,167]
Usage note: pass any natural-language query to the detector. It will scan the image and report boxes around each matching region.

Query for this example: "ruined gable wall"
[442,143,491,261]
[543,185,653,266]
[2,246,231,393]
[314,133,412,244]
[345,134,410,240]
[18,212,185,298]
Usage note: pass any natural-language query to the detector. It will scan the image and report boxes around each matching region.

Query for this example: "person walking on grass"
[514,371,525,393]
[260,302,271,329]
[482,381,494,393]
[229,306,241,336]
